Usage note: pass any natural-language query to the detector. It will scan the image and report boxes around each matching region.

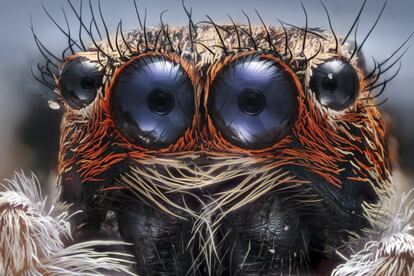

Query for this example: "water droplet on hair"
[48,100,60,110]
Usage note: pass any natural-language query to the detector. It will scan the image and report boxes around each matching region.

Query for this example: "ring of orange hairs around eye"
[203,51,306,156]
[100,51,200,155]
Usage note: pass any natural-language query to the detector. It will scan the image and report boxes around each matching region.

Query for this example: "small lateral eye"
[309,58,359,111]
[59,57,103,109]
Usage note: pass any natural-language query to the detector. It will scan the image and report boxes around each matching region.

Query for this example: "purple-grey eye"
[59,57,103,109]
[208,54,299,150]
[111,55,194,149]
[309,58,359,111]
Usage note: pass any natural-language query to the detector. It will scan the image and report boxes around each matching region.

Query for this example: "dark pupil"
[238,89,266,115]
[322,74,338,92]
[81,76,97,89]
[148,88,175,115]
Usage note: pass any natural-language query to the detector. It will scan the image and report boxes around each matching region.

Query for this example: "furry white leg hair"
[333,175,414,276]
[0,171,135,276]
[2,171,413,275]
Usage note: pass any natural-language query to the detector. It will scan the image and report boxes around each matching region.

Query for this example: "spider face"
[43,15,392,274]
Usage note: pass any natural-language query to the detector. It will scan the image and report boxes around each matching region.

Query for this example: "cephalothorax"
[2,1,413,275]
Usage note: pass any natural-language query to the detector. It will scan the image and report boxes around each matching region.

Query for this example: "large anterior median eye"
[309,58,359,111]
[59,57,103,109]
[208,54,298,150]
[111,55,194,149]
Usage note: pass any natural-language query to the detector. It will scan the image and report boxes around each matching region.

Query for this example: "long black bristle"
[159,11,175,52]
[62,42,76,59]
[227,14,241,50]
[41,4,78,54]
[206,15,227,54]
[37,63,53,78]
[89,0,103,40]
[278,20,327,40]
[308,40,322,61]
[32,32,60,67]
[342,0,367,46]
[255,11,273,51]
[76,0,87,51]
[182,0,197,35]
[319,0,338,53]
[119,21,133,55]
[143,8,148,50]
[132,0,148,50]
[360,97,388,110]
[98,0,115,51]
[62,8,79,53]
[31,68,55,90]
[196,42,215,56]
[380,47,409,75]
[365,62,401,91]
[300,2,308,55]
[66,0,112,59]
[364,57,379,81]
[115,21,125,60]
[133,0,144,30]
[365,61,382,89]
[356,1,388,55]
[182,0,196,53]
[241,10,258,50]
[379,32,413,67]
[278,19,293,60]
[153,24,167,51]
[349,20,360,60]
[361,80,387,100]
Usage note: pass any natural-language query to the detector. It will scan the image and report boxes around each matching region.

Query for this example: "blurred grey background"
[0,0,413,185]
